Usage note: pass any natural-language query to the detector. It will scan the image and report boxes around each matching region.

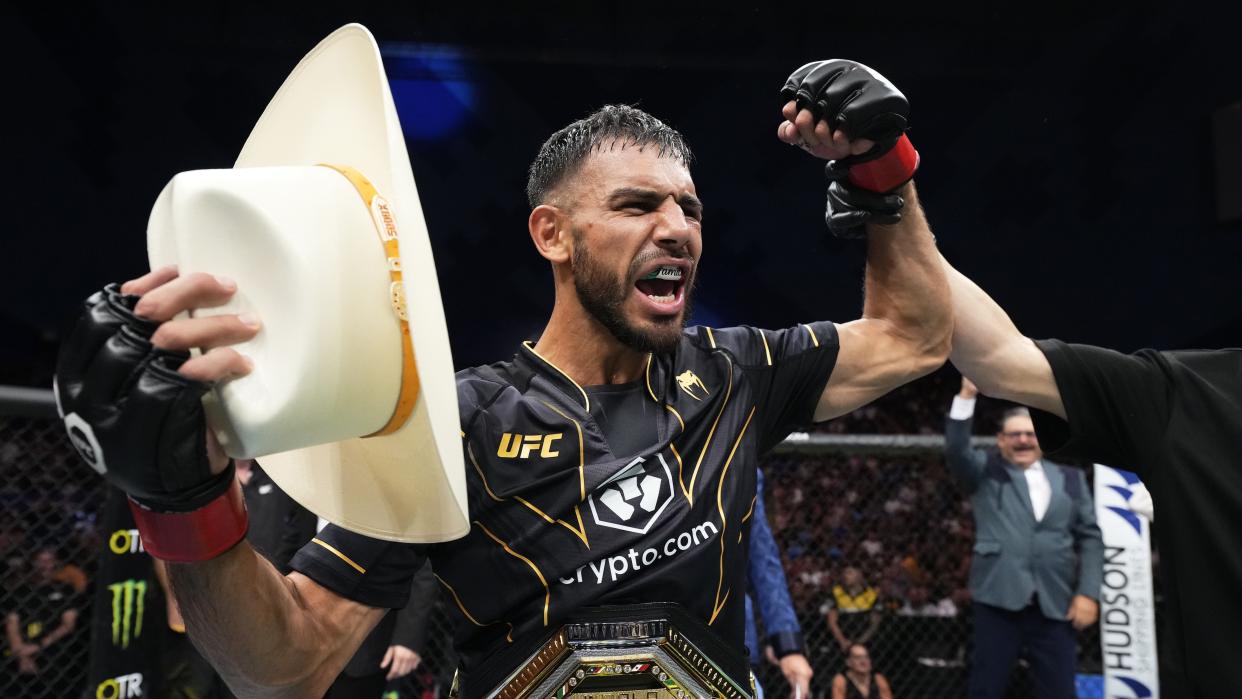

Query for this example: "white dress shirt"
[1024,460,1051,522]
[949,395,976,420]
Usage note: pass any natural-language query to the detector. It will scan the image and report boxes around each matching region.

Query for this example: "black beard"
[571,235,693,355]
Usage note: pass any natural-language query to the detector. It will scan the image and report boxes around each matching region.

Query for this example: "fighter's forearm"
[861,183,952,358]
[940,257,1065,416]
[167,542,364,698]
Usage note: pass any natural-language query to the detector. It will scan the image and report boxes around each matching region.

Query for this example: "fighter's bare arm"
[123,267,386,697]
[777,103,952,421]
[816,182,952,421]
[168,547,386,697]
[940,257,1066,418]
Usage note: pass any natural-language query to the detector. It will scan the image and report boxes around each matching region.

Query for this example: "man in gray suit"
[946,377,1102,699]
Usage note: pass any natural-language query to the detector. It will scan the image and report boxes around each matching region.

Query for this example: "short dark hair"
[847,642,870,658]
[999,406,1031,430]
[525,104,694,208]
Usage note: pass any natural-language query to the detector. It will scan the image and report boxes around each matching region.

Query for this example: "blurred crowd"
[769,450,975,622]
[0,419,102,577]
[772,370,995,644]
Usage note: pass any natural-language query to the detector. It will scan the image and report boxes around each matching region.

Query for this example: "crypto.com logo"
[588,455,675,535]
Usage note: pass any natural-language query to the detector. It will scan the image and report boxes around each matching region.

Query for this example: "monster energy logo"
[108,579,147,649]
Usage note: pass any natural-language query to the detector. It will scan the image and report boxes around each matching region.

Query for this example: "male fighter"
[54,61,951,697]
[941,262,1241,698]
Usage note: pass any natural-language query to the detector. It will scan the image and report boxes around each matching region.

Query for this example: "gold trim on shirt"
[802,323,820,348]
[759,329,772,366]
[710,405,756,625]
[468,434,589,548]
[310,538,366,575]
[537,400,586,501]
[524,341,590,412]
[476,521,551,626]
[665,404,685,433]
[435,573,514,643]
[742,494,758,524]
[688,360,734,505]
[467,442,503,502]
[644,353,659,402]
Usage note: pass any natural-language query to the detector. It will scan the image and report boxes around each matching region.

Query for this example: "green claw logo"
[108,579,147,649]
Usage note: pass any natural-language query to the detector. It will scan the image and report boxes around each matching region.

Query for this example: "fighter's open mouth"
[635,265,684,304]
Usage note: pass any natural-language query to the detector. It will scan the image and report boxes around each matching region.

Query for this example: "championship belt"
[455,604,754,699]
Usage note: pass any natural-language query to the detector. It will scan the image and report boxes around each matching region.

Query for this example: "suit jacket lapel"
[1039,463,1066,528]
[1008,463,1036,521]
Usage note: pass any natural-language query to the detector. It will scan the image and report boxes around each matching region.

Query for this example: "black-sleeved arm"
[276,498,319,576]
[288,524,430,610]
[1029,340,1173,476]
[390,561,437,652]
[944,415,987,493]
[705,322,840,452]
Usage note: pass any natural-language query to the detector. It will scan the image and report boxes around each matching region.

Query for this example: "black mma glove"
[781,59,920,236]
[54,283,247,561]
[824,170,906,239]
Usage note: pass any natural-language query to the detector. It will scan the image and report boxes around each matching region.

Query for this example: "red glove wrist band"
[129,478,249,562]
[848,133,920,193]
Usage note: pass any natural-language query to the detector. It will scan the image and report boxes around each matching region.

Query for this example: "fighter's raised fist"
[780,60,909,148]
[776,99,875,163]
[778,60,919,196]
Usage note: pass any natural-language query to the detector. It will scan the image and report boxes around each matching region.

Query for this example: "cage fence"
[1,387,1116,698]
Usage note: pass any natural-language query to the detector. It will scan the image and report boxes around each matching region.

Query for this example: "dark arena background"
[3,2,1240,697]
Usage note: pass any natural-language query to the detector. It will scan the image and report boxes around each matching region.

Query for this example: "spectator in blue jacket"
[747,469,814,698]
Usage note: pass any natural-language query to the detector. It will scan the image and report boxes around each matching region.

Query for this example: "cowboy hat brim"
[147,24,468,543]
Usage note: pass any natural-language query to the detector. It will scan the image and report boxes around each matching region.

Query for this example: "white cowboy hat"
[145,24,468,543]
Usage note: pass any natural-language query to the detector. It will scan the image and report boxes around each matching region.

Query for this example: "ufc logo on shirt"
[496,432,563,459]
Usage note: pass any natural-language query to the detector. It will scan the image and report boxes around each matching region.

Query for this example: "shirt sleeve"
[288,523,429,610]
[1029,339,1175,476]
[944,409,987,493]
[276,499,320,576]
[949,396,976,420]
[703,321,840,452]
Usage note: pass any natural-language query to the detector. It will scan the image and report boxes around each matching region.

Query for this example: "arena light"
[380,43,474,141]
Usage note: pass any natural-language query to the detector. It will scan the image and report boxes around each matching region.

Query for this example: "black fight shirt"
[291,322,838,693]
[1030,339,1242,699]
